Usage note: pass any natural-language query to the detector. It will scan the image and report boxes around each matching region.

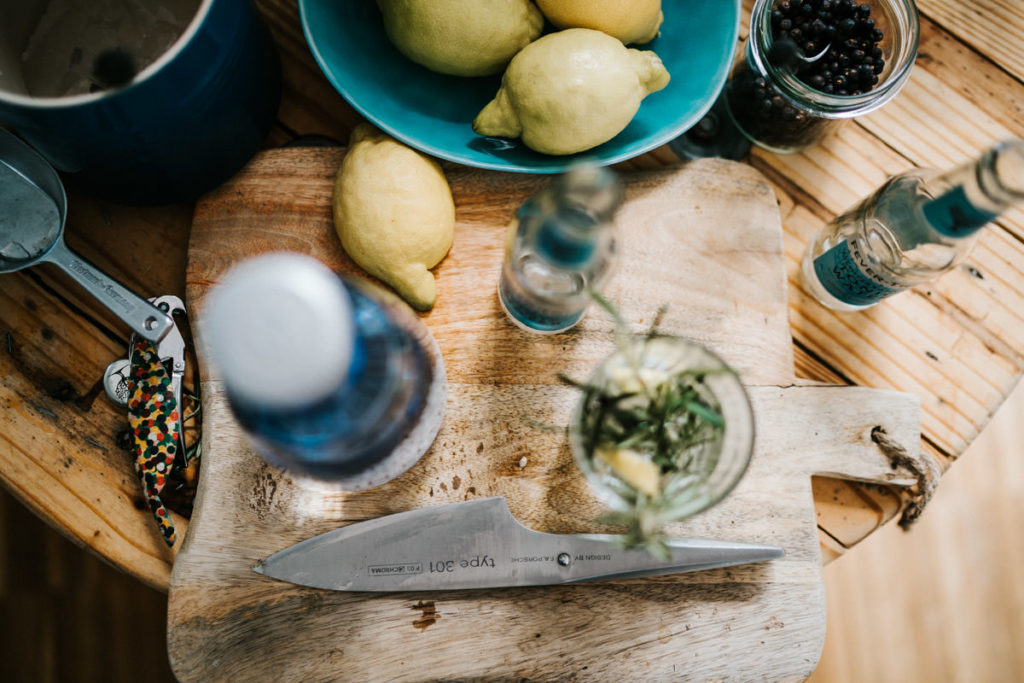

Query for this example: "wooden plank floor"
[0,488,176,682]
[811,381,1024,683]
[1,381,1019,682]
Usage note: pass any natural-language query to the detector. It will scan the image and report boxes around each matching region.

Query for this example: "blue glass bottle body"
[229,279,431,481]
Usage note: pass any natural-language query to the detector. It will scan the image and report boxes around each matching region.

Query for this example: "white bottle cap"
[202,252,354,409]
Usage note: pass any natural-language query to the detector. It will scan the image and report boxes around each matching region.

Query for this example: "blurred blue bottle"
[498,165,624,333]
[203,253,437,487]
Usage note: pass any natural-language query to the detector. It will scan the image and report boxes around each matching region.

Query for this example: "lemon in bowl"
[298,0,740,172]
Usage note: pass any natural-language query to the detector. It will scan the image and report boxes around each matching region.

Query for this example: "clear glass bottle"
[203,252,438,487]
[498,165,623,333]
[802,139,1024,310]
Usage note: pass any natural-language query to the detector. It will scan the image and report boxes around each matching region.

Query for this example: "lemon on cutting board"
[376,0,544,77]
[332,124,455,311]
[535,0,664,45]
[473,28,670,156]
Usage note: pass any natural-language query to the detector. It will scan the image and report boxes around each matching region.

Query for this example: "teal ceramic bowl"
[299,1,740,172]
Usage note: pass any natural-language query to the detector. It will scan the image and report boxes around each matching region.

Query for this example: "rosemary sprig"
[572,297,728,556]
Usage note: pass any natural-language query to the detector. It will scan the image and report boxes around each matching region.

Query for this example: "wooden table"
[1,0,1021,594]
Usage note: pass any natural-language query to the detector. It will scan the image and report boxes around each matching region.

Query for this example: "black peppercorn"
[769,0,884,97]
[735,0,889,149]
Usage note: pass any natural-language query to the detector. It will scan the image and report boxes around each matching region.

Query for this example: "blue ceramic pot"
[0,0,281,205]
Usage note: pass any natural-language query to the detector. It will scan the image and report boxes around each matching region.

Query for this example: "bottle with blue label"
[802,139,1024,311]
[498,165,624,333]
[202,252,444,489]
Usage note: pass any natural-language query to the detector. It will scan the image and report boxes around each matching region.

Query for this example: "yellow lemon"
[376,0,544,77]
[595,447,661,498]
[536,0,664,45]
[473,28,670,155]
[332,124,455,311]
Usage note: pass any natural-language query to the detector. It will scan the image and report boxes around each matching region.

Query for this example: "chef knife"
[253,497,784,591]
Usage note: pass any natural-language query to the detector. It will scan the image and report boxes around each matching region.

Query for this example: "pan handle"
[42,239,174,342]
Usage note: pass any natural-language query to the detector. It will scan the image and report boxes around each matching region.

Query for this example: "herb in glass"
[567,299,754,558]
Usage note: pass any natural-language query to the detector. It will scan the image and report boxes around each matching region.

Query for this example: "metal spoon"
[0,129,172,342]
[769,38,832,72]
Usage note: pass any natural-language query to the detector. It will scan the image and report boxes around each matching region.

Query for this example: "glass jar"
[724,0,919,154]
[569,335,754,529]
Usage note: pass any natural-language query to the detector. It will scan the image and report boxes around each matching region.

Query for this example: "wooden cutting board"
[168,149,924,681]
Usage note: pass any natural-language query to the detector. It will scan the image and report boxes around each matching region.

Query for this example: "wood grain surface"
[166,153,925,681]
[0,0,1021,601]
[811,382,1024,683]
[0,192,193,590]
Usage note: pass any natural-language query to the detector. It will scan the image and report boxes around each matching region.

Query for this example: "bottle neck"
[526,164,623,270]
[922,139,1024,238]
[535,206,606,269]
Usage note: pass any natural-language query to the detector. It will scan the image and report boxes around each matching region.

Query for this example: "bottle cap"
[202,252,354,409]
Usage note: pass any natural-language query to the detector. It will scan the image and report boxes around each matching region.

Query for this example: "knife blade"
[253,498,784,591]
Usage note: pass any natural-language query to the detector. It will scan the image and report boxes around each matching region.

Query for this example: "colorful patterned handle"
[128,339,179,546]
